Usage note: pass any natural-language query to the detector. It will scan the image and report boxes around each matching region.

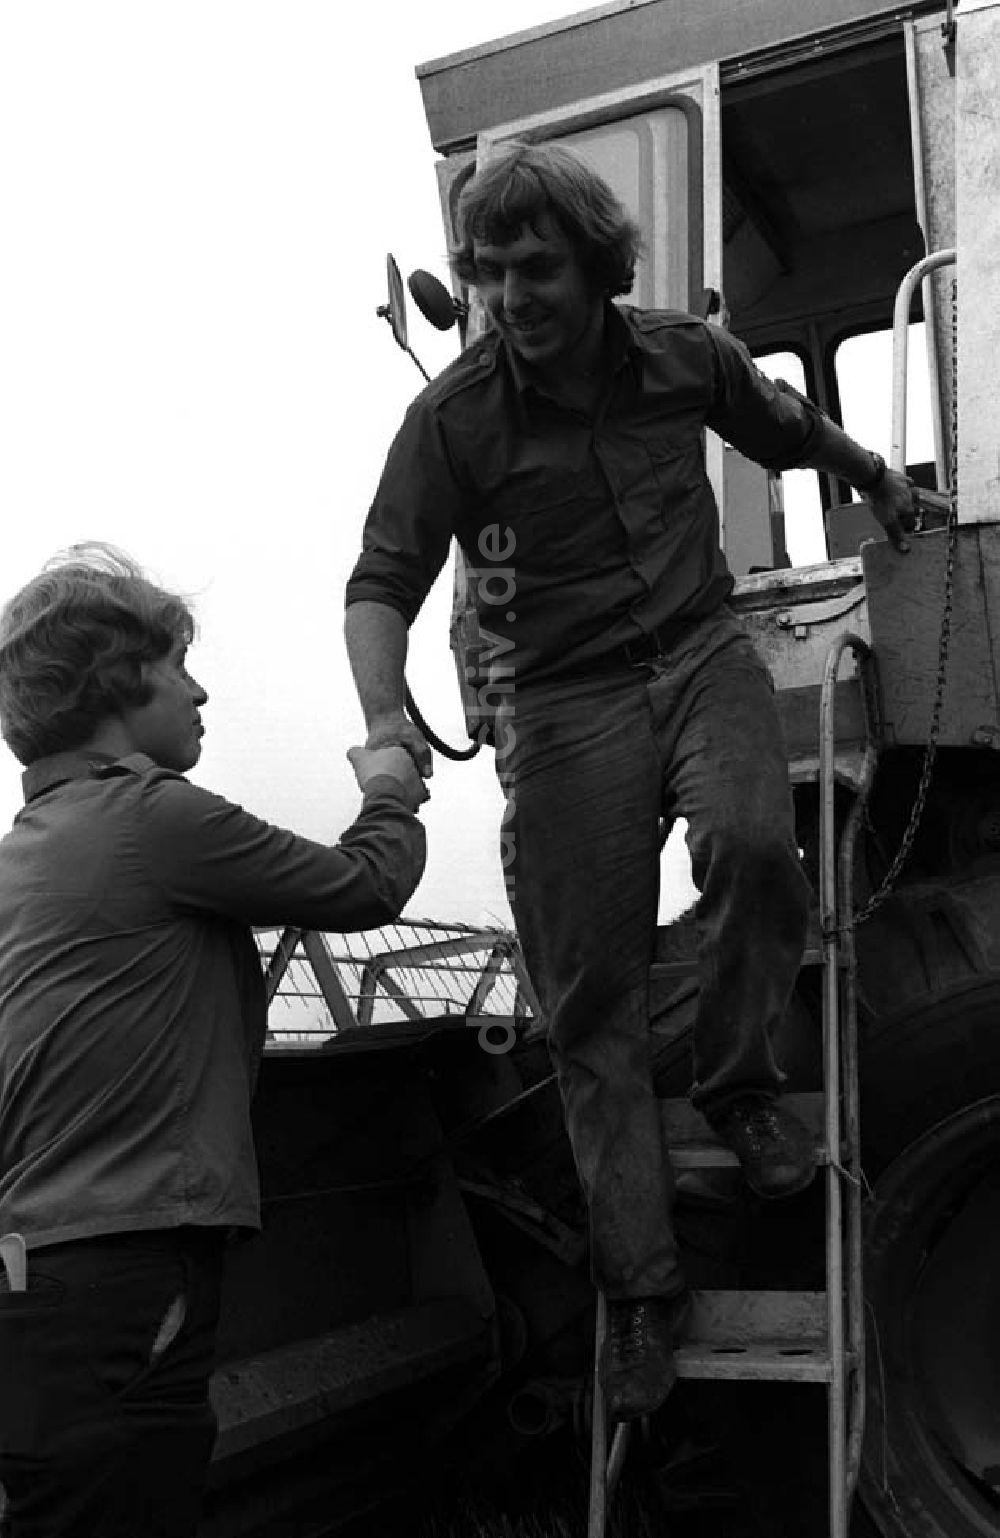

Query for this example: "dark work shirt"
[346,305,817,685]
[0,752,426,1248]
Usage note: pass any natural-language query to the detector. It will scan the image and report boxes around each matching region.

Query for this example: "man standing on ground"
[0,544,428,1536]
[345,141,912,1421]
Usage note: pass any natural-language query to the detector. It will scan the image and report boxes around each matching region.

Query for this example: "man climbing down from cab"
[344,141,913,1422]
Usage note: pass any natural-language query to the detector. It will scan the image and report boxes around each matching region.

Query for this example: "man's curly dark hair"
[451,139,643,299]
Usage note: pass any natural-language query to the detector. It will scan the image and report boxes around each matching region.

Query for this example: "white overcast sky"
[4,0,956,926]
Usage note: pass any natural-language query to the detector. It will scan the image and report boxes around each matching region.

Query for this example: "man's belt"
[518,616,703,691]
[619,616,696,667]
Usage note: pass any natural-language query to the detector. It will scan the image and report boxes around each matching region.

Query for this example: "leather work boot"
[602,1290,692,1422]
[708,1094,816,1199]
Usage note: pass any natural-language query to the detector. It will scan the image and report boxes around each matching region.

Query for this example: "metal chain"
[850,276,960,928]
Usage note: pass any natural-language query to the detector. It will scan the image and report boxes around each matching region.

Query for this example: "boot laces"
[735,1099,782,1151]
[609,1301,648,1364]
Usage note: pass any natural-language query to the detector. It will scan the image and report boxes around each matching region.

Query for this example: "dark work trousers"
[0,1227,225,1538]
[495,607,811,1300]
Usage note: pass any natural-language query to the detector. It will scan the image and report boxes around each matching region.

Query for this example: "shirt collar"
[611,303,659,378]
[22,751,154,804]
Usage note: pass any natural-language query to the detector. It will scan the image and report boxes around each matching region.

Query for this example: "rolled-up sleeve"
[142,773,426,931]
[705,325,819,472]
[345,396,465,624]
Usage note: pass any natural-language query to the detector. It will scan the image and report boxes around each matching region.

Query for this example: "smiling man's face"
[472,210,605,379]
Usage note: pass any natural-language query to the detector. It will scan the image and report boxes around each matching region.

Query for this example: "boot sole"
[746,1160,818,1200]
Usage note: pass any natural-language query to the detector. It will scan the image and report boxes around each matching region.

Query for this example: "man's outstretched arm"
[344,600,433,777]
[796,412,915,554]
[708,331,917,553]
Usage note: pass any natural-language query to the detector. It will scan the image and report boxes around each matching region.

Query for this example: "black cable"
[405,684,481,761]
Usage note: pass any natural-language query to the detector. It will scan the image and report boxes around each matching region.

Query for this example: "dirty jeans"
[496,608,811,1299]
[0,1227,225,1538]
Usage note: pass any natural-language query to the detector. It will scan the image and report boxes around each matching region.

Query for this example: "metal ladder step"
[676,1288,842,1383]
[660,1090,827,1171]
[587,1285,848,1535]
[651,908,826,983]
[803,906,825,966]
[779,676,870,792]
[787,748,869,791]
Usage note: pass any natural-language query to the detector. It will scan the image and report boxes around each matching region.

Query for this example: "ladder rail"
[588,1292,631,1537]
[838,787,869,1502]
[820,631,878,1538]
[588,1291,609,1535]
[836,653,880,1500]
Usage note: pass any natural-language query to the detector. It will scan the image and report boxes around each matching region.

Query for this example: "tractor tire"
[648,879,1000,1538]
[855,979,1000,1538]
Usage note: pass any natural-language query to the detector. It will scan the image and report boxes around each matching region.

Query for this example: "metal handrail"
[891,248,956,476]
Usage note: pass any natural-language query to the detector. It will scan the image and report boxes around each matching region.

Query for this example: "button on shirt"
[0,752,426,1249]
[346,305,817,686]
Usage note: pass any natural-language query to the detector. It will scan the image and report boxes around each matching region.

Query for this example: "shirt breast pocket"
[633,429,704,520]
[483,471,609,576]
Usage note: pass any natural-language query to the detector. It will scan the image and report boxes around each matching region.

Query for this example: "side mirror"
[376,253,410,352]
[376,255,467,383]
